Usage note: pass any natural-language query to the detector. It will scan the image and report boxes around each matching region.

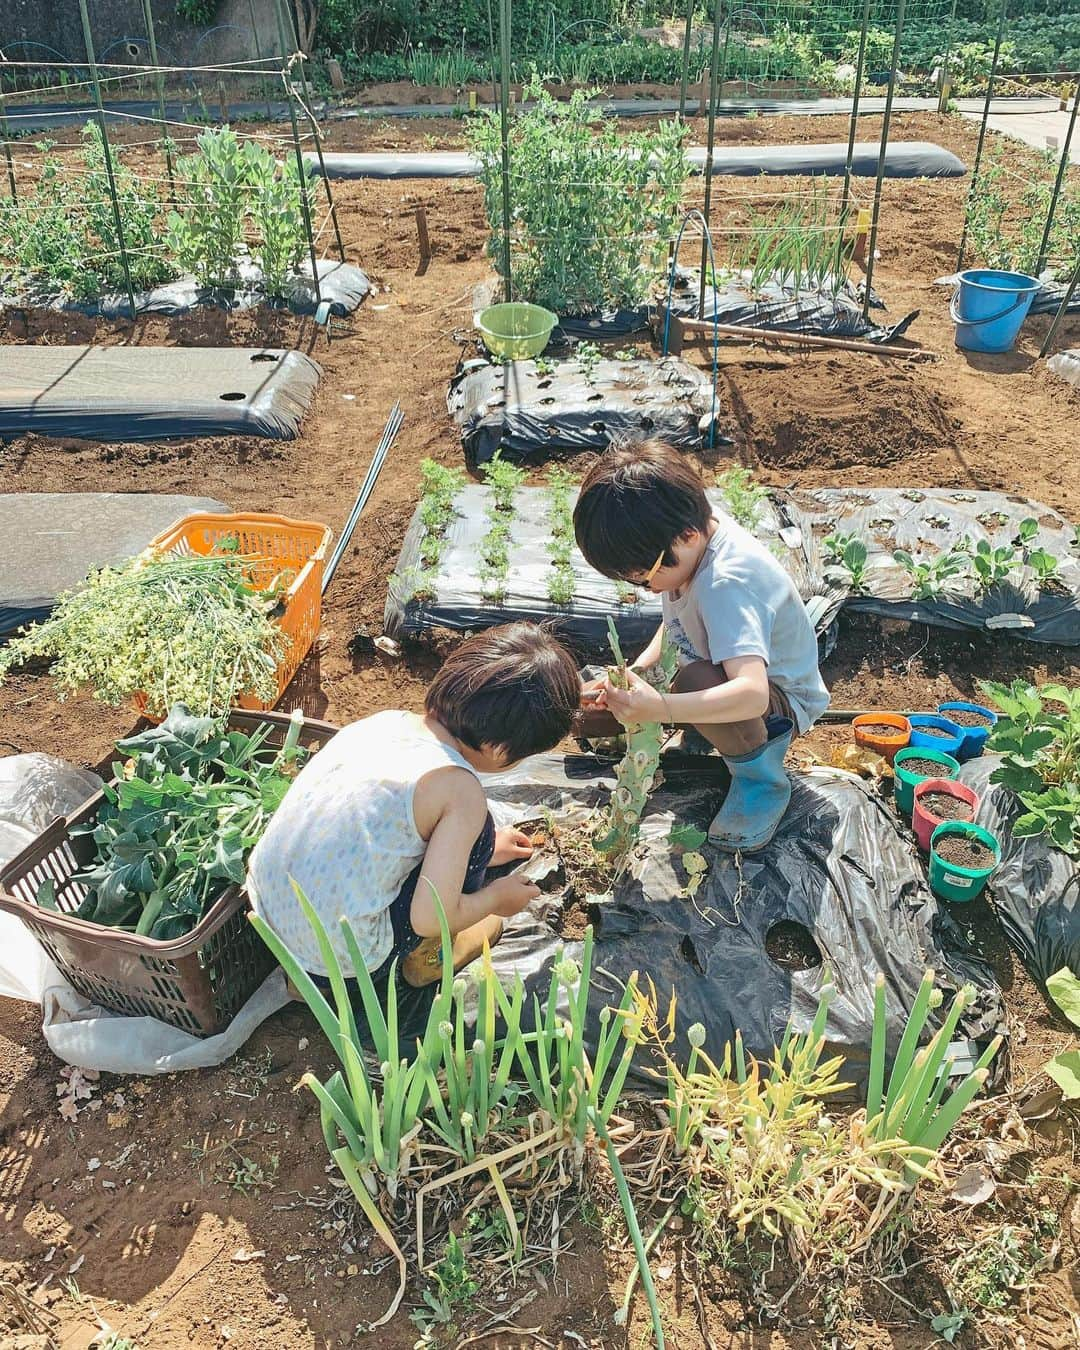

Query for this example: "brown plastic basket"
[133,511,332,719]
[0,710,339,1037]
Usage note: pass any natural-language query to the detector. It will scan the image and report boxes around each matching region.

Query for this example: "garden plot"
[449,353,718,466]
[0,348,321,441]
[384,478,835,647]
[480,752,1006,1095]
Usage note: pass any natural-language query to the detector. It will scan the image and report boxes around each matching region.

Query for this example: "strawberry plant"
[981,680,1080,855]
[893,547,970,601]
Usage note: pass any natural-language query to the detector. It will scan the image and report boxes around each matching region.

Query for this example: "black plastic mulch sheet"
[0,260,369,319]
[449,355,718,466]
[384,486,842,650]
[0,493,229,636]
[960,756,1080,997]
[664,268,917,343]
[479,754,1006,1095]
[791,487,1080,646]
[0,348,322,442]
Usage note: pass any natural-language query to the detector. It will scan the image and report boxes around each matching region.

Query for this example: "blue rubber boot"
[708,716,794,853]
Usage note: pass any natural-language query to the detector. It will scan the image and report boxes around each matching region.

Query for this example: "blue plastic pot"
[950,269,1041,354]
[937,701,998,761]
[907,713,965,759]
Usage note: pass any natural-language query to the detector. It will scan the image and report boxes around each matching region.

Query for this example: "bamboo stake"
[673,316,933,359]
[861,0,906,322]
[77,0,137,319]
[957,0,1009,271]
[0,107,16,201]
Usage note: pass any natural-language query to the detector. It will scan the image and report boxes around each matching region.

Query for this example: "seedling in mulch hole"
[613,346,640,360]
[969,538,1022,593]
[415,459,466,595]
[481,451,527,514]
[977,510,1010,530]
[823,532,870,592]
[893,547,970,601]
[1026,548,1064,590]
[545,465,577,607]
[615,580,639,606]
[716,465,769,532]
[1013,517,1039,548]
[534,356,556,375]
[575,341,602,383]
[899,490,926,503]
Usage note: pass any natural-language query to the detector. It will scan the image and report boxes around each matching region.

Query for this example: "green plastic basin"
[477,303,558,360]
[929,821,1001,903]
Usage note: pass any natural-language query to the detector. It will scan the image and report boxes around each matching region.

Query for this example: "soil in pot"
[916,725,957,738]
[944,709,993,727]
[934,835,996,869]
[920,792,975,822]
[857,722,905,737]
[900,756,952,777]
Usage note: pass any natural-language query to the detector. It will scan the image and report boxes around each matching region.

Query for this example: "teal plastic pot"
[937,700,997,761]
[477,303,558,360]
[929,821,1001,902]
[893,746,960,815]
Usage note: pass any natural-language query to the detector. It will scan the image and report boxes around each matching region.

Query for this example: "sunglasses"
[628,549,667,590]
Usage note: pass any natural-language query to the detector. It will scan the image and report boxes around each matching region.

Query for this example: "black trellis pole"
[1035,74,1080,276]
[275,0,346,262]
[275,0,322,305]
[937,0,959,114]
[0,106,16,200]
[861,0,906,321]
[139,0,175,204]
[247,0,276,121]
[840,0,871,222]
[1038,261,1079,359]
[698,0,729,319]
[677,0,695,121]
[78,0,137,319]
[957,0,1008,271]
[486,0,499,107]
[498,0,513,302]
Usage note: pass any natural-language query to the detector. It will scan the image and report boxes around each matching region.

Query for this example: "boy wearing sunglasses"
[574,439,828,852]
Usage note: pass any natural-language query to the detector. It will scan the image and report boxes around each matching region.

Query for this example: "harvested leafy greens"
[40,705,309,940]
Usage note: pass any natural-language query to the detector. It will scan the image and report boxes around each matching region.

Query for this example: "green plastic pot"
[477,303,558,360]
[929,821,1001,903]
[893,746,960,815]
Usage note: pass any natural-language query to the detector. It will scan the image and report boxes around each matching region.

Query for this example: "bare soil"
[935,834,997,869]
[1,107,1080,1349]
[919,791,976,821]
[944,709,994,727]
[898,755,955,777]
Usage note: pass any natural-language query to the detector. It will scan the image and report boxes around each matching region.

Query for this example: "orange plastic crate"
[134,512,332,717]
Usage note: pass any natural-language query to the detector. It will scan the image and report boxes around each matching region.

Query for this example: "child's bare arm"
[631,622,665,672]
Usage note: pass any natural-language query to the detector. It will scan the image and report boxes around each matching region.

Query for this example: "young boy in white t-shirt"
[574,439,829,852]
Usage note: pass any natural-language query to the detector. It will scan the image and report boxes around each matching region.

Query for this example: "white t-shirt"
[661,514,830,732]
[247,710,479,976]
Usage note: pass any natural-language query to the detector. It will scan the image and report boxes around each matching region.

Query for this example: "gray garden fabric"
[0,348,321,442]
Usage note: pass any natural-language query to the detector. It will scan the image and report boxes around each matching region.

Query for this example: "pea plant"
[893,546,971,601]
[545,466,577,608]
[981,679,1080,855]
[467,78,688,314]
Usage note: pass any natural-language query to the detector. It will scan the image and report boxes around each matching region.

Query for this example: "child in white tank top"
[248,623,581,1039]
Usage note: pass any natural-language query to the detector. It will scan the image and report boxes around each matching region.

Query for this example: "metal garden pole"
[677,0,695,121]
[956,0,1008,270]
[486,0,499,107]
[697,0,728,319]
[78,0,138,318]
[139,0,175,203]
[937,0,959,114]
[1038,261,1079,359]
[861,0,906,321]
[1034,74,1080,276]
[274,0,346,261]
[840,0,871,222]
[498,0,513,301]
[274,0,322,306]
[0,107,16,200]
[247,0,277,121]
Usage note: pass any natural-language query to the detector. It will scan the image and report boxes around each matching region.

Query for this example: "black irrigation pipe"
[1034,73,1080,277]
[322,401,403,595]
[956,0,1009,272]
[861,0,905,323]
[78,0,137,320]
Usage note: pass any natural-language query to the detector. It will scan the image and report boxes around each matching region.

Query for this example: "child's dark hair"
[425,622,580,762]
[573,439,712,580]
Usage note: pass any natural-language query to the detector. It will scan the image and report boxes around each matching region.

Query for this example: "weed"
[411,1233,478,1337]
[948,1224,1042,1312]
[716,465,769,532]
[220,1151,279,1195]
[59,1277,85,1304]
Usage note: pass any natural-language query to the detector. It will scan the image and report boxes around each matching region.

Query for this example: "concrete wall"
[1,0,285,71]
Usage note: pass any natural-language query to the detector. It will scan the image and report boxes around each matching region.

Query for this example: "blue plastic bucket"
[951,269,1041,353]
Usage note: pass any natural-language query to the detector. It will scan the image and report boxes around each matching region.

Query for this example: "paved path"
[959,102,1078,163]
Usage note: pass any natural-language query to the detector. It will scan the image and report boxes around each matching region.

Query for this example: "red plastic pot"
[912,778,980,852]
